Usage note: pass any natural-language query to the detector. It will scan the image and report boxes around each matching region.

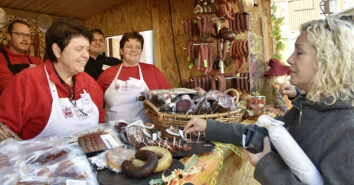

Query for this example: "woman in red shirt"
[98,32,171,124]
[0,18,105,140]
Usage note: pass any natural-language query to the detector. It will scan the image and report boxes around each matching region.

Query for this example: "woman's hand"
[184,117,207,134]
[280,84,297,98]
[243,136,271,167]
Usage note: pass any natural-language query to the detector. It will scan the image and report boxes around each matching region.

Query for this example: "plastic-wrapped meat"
[197,98,211,114]
[150,92,172,107]
[180,94,192,101]
[126,125,147,149]
[176,99,192,114]
[212,95,234,113]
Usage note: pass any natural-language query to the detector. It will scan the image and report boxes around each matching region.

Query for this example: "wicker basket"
[144,89,244,133]
[0,122,21,143]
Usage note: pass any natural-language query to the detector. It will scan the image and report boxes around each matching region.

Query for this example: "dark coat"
[206,94,354,185]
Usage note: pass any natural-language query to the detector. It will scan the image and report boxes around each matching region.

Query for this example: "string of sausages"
[229,39,249,73]
[232,72,250,93]
[187,43,214,75]
[193,0,216,14]
[183,14,217,41]
[185,0,252,86]
[189,73,250,93]
[229,12,251,34]
[215,0,234,20]
[190,74,227,92]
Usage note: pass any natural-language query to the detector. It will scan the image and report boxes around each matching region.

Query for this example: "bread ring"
[122,150,158,178]
[132,146,172,173]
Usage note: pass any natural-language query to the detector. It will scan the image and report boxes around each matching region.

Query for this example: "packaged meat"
[77,130,123,153]
[0,138,99,185]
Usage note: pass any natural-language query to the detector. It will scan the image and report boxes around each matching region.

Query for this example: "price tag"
[152,133,158,141]
[203,59,208,67]
[189,63,193,69]
[100,134,120,148]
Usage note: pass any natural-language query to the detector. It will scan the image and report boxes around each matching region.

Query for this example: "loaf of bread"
[106,148,136,172]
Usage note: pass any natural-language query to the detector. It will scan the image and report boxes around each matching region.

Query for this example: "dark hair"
[45,18,92,62]
[119,32,144,59]
[90,29,104,37]
[7,20,30,33]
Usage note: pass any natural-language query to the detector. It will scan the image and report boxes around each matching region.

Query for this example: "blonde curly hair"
[300,18,354,105]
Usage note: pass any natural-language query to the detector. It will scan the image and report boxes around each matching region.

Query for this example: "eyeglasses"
[11,32,31,39]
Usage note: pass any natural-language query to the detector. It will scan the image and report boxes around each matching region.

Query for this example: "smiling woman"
[0,18,106,140]
[183,17,354,185]
[97,31,172,124]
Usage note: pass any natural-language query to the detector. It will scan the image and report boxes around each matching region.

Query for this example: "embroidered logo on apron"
[62,107,73,119]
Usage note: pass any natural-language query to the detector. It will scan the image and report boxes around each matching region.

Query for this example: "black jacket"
[85,54,122,80]
[206,95,354,185]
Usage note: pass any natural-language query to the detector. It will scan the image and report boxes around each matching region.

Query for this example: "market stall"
[0,0,280,184]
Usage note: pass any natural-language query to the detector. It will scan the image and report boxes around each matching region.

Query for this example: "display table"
[173,120,260,185]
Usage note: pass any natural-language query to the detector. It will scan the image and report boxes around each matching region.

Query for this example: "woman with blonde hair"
[184,18,354,184]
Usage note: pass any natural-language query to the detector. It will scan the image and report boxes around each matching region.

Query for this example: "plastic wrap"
[257,115,323,185]
[0,138,99,185]
[67,122,125,154]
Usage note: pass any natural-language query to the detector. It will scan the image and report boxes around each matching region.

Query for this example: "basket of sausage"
[143,88,244,136]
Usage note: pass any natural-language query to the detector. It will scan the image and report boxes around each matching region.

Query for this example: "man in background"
[85,29,121,80]
[0,20,43,93]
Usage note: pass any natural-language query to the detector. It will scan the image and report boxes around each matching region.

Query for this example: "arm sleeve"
[319,133,354,184]
[153,66,172,89]
[0,75,26,135]
[254,152,306,185]
[205,119,247,145]
[0,57,14,92]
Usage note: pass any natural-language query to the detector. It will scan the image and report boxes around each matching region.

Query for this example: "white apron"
[32,66,99,139]
[104,64,149,123]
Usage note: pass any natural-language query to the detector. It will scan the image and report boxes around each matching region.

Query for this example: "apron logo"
[62,107,73,119]
[115,84,120,90]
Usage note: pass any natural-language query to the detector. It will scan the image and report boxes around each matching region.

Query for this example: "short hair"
[45,18,92,62]
[7,20,30,33]
[90,29,104,37]
[119,32,144,59]
[300,18,354,105]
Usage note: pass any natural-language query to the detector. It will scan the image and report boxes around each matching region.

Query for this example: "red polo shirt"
[0,47,43,92]
[0,61,105,140]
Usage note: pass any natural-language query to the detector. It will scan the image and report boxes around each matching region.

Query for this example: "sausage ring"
[121,150,158,178]
[132,146,172,173]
